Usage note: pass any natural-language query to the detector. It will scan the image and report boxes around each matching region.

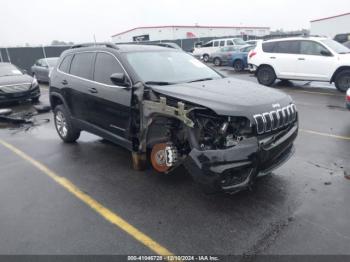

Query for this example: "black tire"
[334,70,350,92]
[202,54,209,63]
[257,66,276,86]
[233,60,244,72]
[213,57,221,66]
[53,105,80,143]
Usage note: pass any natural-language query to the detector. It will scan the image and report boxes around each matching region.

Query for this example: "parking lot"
[0,67,349,257]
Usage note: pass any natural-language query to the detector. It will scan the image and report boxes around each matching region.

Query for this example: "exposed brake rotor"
[150,143,178,173]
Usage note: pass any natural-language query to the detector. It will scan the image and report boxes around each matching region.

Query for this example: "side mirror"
[320,50,332,56]
[110,73,129,87]
[22,69,27,74]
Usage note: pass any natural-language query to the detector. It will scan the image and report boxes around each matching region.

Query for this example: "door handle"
[298,58,305,60]
[270,57,276,59]
[88,87,98,94]
[61,80,68,85]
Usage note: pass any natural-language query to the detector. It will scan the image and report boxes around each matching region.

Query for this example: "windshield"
[321,39,350,54]
[233,38,247,45]
[45,58,59,67]
[125,51,222,84]
[0,64,23,77]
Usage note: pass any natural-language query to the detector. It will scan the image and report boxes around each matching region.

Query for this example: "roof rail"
[71,42,119,49]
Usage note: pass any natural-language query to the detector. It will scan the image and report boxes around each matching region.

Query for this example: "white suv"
[193,38,247,62]
[248,37,350,92]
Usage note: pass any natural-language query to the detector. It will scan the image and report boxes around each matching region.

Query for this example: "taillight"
[249,51,257,58]
[346,94,350,102]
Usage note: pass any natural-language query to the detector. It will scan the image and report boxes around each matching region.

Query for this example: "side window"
[274,41,299,54]
[213,41,219,47]
[70,53,95,80]
[58,55,73,73]
[227,40,234,46]
[202,41,213,47]
[220,40,225,47]
[94,53,124,85]
[262,42,276,53]
[300,41,329,56]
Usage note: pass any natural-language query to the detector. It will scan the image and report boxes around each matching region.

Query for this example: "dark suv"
[50,42,298,193]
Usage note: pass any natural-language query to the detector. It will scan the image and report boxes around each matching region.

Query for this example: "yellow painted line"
[0,139,173,257]
[300,129,350,141]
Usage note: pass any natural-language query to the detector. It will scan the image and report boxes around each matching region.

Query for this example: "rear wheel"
[202,54,209,63]
[335,70,350,92]
[233,60,244,72]
[213,57,221,66]
[257,66,276,86]
[53,105,80,143]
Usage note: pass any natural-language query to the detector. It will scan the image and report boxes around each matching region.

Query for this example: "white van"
[193,38,247,62]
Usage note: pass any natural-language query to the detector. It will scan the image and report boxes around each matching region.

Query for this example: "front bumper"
[184,123,298,193]
[0,86,40,104]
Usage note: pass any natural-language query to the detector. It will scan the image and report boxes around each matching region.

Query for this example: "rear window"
[58,55,73,73]
[69,53,95,80]
[262,41,299,54]
[262,42,276,53]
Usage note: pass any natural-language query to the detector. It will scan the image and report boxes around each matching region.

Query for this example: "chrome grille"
[254,104,297,135]
[0,83,31,93]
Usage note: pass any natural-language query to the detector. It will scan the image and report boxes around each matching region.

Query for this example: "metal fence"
[0,46,71,74]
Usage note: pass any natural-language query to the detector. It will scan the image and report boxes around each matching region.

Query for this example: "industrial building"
[111,25,270,43]
[310,12,350,38]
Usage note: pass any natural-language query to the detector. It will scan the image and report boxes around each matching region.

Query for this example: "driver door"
[89,52,132,138]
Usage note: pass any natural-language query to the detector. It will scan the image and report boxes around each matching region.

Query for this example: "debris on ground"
[324,181,332,186]
[0,104,51,131]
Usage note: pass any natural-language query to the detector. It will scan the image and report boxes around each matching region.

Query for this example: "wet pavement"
[0,72,349,256]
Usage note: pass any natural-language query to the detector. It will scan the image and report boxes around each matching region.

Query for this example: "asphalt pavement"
[0,69,349,257]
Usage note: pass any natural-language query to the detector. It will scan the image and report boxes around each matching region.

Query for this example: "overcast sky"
[0,0,349,46]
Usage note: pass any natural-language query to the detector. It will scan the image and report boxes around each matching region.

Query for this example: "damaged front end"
[134,87,298,194]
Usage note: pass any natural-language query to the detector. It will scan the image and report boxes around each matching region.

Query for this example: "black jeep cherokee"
[49,42,298,193]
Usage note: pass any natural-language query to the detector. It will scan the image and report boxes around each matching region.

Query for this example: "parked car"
[31,57,59,82]
[0,62,40,104]
[192,38,247,62]
[346,88,350,110]
[210,46,240,66]
[49,42,298,194]
[230,45,256,71]
[248,37,350,92]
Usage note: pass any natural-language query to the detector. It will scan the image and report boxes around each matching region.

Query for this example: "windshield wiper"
[144,81,174,86]
[188,77,214,83]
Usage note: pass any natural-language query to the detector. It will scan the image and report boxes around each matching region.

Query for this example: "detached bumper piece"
[184,123,298,193]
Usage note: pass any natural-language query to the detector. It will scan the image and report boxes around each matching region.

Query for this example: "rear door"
[90,52,132,138]
[66,52,96,122]
[263,41,299,78]
[294,40,335,81]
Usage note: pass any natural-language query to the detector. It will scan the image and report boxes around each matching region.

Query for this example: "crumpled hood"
[0,74,33,87]
[150,78,293,118]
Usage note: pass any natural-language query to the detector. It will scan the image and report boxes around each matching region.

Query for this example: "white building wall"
[112,26,270,43]
[310,13,350,38]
